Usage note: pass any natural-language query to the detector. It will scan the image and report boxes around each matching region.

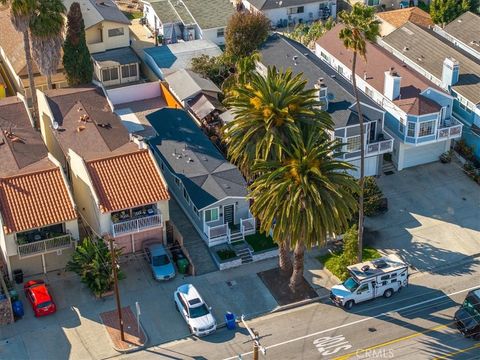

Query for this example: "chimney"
[383,69,401,101]
[441,57,460,89]
[314,78,328,110]
[130,133,146,149]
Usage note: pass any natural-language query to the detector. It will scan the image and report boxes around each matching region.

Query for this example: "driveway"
[365,160,480,273]
[1,256,278,360]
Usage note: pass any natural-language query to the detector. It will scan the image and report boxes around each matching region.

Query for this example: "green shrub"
[357,177,385,217]
[217,249,237,260]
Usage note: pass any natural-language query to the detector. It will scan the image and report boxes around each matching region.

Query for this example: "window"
[183,188,190,204]
[418,120,435,137]
[367,0,380,5]
[346,136,361,152]
[320,51,329,62]
[216,28,224,37]
[108,27,124,37]
[102,67,119,82]
[337,65,344,76]
[399,123,404,134]
[121,64,138,78]
[365,87,374,98]
[287,6,304,14]
[407,122,416,137]
[204,208,219,222]
[193,206,199,218]
[357,284,369,293]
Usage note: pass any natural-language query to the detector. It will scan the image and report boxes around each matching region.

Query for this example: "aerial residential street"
[118,258,480,360]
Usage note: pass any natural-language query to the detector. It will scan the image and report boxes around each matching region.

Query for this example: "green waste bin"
[9,289,19,302]
[177,258,189,274]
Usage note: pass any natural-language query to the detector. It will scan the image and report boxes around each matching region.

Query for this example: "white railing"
[241,218,256,236]
[111,213,163,237]
[204,223,229,247]
[437,124,463,140]
[366,138,394,156]
[17,234,73,258]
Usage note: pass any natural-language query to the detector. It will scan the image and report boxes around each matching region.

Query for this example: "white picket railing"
[240,218,256,236]
[111,214,163,237]
[17,234,73,258]
[366,138,394,156]
[437,124,463,140]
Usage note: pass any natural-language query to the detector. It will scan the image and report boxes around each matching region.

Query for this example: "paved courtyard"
[0,257,278,360]
[366,160,480,273]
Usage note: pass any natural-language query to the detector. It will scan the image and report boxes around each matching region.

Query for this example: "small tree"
[430,0,471,26]
[62,2,93,85]
[225,12,270,59]
[66,237,123,297]
[190,54,230,86]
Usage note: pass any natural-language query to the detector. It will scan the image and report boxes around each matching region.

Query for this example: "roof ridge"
[0,165,58,181]
[86,148,147,164]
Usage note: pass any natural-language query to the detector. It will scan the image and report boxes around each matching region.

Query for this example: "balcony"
[437,117,463,140]
[366,137,394,156]
[17,234,74,259]
[111,213,163,237]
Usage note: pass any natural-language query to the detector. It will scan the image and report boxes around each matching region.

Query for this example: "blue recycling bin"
[12,300,24,318]
[225,312,236,330]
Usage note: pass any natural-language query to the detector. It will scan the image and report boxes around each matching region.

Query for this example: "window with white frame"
[320,51,329,62]
[121,64,138,78]
[217,28,224,37]
[346,136,361,152]
[287,6,304,14]
[102,67,119,82]
[407,122,416,137]
[337,65,344,76]
[204,208,219,222]
[108,27,124,37]
[367,0,380,5]
[418,120,436,136]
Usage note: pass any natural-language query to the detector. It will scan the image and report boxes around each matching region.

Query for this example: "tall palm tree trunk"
[278,238,292,275]
[351,51,365,263]
[23,29,39,125]
[289,241,305,292]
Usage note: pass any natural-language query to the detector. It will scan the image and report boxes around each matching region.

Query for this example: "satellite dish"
[53,121,59,130]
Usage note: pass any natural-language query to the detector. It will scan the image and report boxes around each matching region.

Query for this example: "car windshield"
[152,254,170,266]
[37,301,52,309]
[343,278,359,292]
[462,297,480,322]
[189,304,210,318]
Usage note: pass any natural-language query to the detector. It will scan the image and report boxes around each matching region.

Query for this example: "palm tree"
[250,129,359,291]
[223,67,333,274]
[30,0,66,89]
[222,52,260,94]
[1,0,38,119]
[338,3,380,262]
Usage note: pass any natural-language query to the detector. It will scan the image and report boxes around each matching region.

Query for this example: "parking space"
[366,160,480,272]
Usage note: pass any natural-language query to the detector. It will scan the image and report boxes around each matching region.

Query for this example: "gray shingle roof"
[259,34,384,129]
[442,12,480,50]
[182,0,234,29]
[148,0,195,25]
[247,0,321,10]
[382,22,480,105]
[91,47,140,67]
[165,69,221,102]
[63,0,130,29]
[147,108,247,209]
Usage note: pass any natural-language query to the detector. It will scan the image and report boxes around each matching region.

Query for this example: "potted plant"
[439,150,452,163]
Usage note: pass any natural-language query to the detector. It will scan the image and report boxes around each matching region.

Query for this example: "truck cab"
[454,288,480,340]
[330,257,408,310]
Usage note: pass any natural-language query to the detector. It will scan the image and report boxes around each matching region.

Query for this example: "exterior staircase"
[382,161,396,175]
[229,230,253,264]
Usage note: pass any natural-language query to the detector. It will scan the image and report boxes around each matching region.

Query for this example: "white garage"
[400,140,449,170]
[347,155,380,178]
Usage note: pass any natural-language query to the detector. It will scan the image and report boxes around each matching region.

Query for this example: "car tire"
[344,300,354,310]
[384,289,394,298]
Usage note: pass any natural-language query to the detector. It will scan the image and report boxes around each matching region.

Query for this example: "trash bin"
[225,312,236,330]
[9,289,18,302]
[13,269,23,284]
[12,300,24,318]
[177,258,189,274]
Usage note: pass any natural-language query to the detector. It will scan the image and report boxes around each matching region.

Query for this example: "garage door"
[44,247,74,273]
[402,141,447,169]
[9,255,43,277]
[347,156,379,178]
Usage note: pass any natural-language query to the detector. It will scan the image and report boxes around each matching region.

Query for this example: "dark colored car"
[454,288,480,340]
[24,280,56,317]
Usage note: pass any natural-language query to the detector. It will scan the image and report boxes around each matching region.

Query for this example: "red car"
[24,280,56,317]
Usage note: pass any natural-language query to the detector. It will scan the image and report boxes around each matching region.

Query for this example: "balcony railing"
[366,138,394,156]
[240,218,256,236]
[204,223,229,247]
[17,234,73,258]
[437,124,463,140]
[111,213,163,237]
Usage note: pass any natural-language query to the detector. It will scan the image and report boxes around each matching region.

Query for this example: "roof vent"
[361,265,370,272]
[202,156,208,161]
[186,157,193,163]
[372,259,388,269]
[403,46,409,52]
[223,184,230,189]
[97,122,111,129]
[77,125,86,132]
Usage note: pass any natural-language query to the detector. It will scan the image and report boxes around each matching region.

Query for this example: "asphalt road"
[119,258,480,360]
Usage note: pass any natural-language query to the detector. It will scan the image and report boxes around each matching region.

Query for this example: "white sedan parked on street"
[174,284,216,336]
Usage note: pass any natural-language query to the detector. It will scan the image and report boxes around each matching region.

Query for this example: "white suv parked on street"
[174,284,216,336]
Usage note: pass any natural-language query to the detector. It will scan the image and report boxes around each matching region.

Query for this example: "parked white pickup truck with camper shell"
[330,257,409,310]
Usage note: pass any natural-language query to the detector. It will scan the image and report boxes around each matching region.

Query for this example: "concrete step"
[382,161,396,175]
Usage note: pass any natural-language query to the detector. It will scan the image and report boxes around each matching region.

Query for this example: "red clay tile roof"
[86,150,169,213]
[376,7,433,29]
[0,168,77,234]
[396,96,441,115]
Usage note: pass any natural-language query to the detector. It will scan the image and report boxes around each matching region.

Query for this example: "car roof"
[30,283,51,304]
[146,243,167,256]
[177,284,203,305]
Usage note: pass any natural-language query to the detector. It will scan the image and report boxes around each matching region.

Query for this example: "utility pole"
[241,315,266,360]
[109,237,125,341]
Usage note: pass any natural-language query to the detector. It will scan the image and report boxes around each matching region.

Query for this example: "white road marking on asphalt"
[314,335,352,356]
[223,284,480,360]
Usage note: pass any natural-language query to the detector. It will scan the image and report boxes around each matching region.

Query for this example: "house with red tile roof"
[376,6,433,36]
[315,25,462,171]
[36,86,170,253]
[0,95,78,279]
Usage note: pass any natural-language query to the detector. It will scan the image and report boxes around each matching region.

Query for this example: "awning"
[188,94,224,120]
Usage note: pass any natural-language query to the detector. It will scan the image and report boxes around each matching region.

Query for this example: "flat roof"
[92,47,140,67]
[348,257,407,281]
[259,34,385,129]
[382,22,480,105]
[147,108,247,209]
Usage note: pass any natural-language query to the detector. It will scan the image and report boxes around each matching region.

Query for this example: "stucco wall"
[106,81,162,106]
[86,21,130,54]
[200,27,226,46]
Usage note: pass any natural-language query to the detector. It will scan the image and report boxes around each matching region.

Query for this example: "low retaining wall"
[252,248,278,262]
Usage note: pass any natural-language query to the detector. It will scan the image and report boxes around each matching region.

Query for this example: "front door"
[223,205,234,226]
